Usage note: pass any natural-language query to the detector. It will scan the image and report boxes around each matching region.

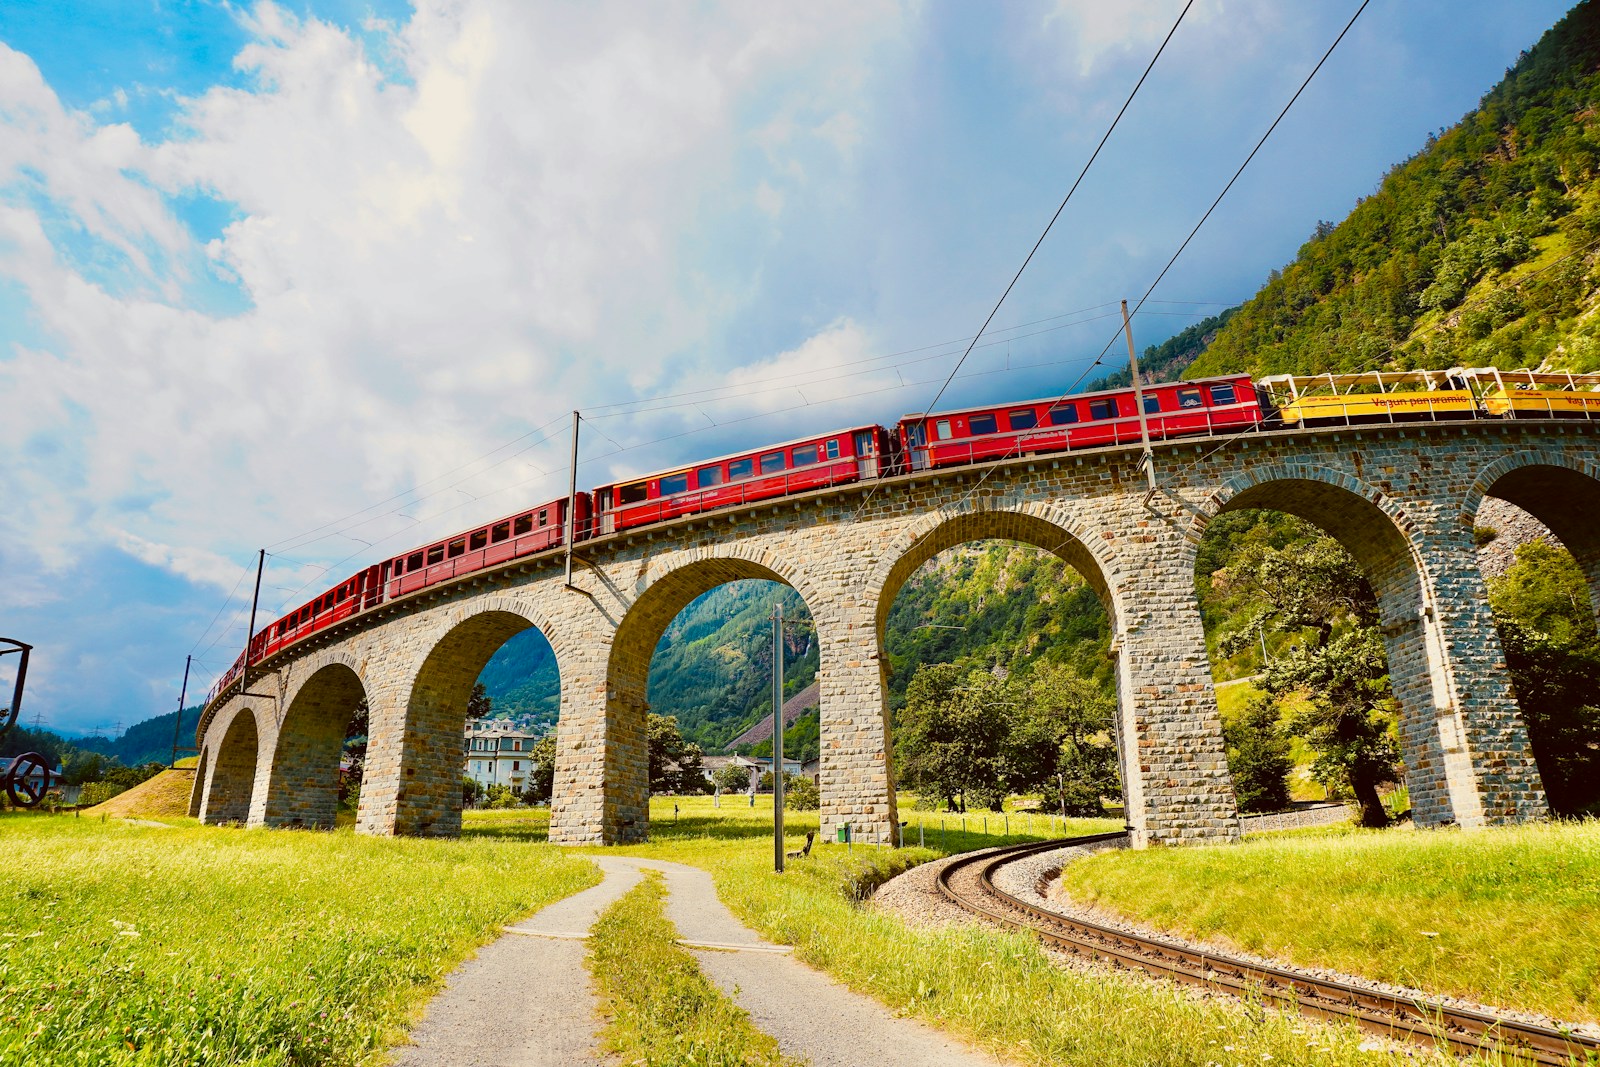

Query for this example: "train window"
[969,413,997,435]
[491,522,510,543]
[698,465,723,487]
[729,457,753,480]
[759,451,785,474]
[447,539,465,559]
[277,621,287,637]
[1047,404,1078,425]
[1209,383,1237,405]
[427,545,445,565]
[1089,399,1116,420]
[336,587,347,603]
[1177,387,1203,408]
[514,515,533,535]
[408,551,425,570]
[619,482,648,505]
[792,444,819,466]
[538,509,549,526]
[934,420,952,440]
[660,472,690,495]
[857,429,880,451]
[469,530,487,551]
[826,439,840,459]
[1008,409,1037,430]
[1143,395,1161,414]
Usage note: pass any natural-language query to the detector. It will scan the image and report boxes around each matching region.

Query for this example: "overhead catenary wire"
[940,0,1374,521]
[915,0,1197,424]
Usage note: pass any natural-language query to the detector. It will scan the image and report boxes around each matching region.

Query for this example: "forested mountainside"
[1187,0,1600,380]
[1090,308,1237,389]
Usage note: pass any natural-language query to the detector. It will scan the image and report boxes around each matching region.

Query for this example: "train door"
[853,429,881,478]
[900,422,929,472]
[596,488,615,534]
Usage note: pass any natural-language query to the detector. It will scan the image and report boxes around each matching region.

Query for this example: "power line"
[940,0,1374,520]
[916,0,1197,422]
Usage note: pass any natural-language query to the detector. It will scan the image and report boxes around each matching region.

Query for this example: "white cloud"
[0,0,907,579]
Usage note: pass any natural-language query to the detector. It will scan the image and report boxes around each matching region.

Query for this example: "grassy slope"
[0,815,598,1067]
[1056,822,1600,1023]
[85,768,196,819]
[587,869,798,1067]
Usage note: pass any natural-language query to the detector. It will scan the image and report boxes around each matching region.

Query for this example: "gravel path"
[391,857,639,1067]
[608,856,1016,1067]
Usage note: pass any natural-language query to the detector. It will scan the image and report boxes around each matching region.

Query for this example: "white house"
[463,719,547,793]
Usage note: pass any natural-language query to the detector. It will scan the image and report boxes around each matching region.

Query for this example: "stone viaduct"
[190,419,1600,847]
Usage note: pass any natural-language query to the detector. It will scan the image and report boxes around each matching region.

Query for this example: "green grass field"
[593,802,1460,1067]
[587,869,798,1067]
[6,798,1583,1067]
[0,813,598,1066]
[1056,820,1600,1023]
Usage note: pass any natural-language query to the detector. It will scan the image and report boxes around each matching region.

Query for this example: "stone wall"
[196,420,1600,845]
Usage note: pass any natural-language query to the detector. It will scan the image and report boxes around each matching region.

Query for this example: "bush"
[78,781,127,807]
[784,775,819,810]
[1223,695,1293,814]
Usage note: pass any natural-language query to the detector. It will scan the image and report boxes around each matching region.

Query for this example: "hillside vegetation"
[1189,0,1600,378]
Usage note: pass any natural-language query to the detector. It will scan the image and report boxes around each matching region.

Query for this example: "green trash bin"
[836,822,851,844]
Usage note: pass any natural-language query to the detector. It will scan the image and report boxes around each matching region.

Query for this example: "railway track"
[935,834,1598,1065]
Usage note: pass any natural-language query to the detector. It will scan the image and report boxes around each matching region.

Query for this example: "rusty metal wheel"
[3,751,53,808]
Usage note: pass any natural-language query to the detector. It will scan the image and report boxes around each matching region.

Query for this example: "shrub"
[784,775,819,811]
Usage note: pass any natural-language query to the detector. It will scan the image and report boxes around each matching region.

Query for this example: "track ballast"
[934,834,1598,1066]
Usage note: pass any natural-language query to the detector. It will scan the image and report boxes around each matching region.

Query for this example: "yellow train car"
[1451,367,1600,419]
[1258,371,1476,426]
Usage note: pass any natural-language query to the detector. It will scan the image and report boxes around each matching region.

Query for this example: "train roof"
[593,423,884,488]
[898,371,1254,421]
[1451,366,1600,387]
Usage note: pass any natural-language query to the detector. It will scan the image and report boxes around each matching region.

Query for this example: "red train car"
[896,373,1259,471]
[592,425,897,534]
[261,570,372,659]
[380,495,589,599]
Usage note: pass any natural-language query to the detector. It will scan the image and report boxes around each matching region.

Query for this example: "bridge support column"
[551,629,647,845]
[355,684,413,835]
[1396,535,1546,828]
[1115,546,1239,848]
[816,629,897,847]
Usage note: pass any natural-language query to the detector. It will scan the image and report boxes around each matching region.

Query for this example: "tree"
[462,776,483,806]
[647,714,706,794]
[1266,630,1400,826]
[1488,541,1600,816]
[1223,694,1293,813]
[1214,523,1399,827]
[712,763,752,794]
[340,698,369,811]
[522,734,557,805]
[468,683,493,719]
[784,774,820,810]
[1007,663,1121,816]
[895,664,1009,812]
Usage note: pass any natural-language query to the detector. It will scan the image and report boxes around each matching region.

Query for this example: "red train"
[207,373,1261,702]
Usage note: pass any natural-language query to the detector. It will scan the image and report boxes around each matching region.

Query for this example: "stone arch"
[202,704,263,825]
[1463,450,1600,618]
[865,500,1134,834]
[1186,463,1476,827]
[385,596,566,837]
[594,549,826,844]
[188,746,208,818]
[866,500,1123,643]
[260,660,367,829]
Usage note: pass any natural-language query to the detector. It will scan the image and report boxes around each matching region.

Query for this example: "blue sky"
[0,0,1574,735]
